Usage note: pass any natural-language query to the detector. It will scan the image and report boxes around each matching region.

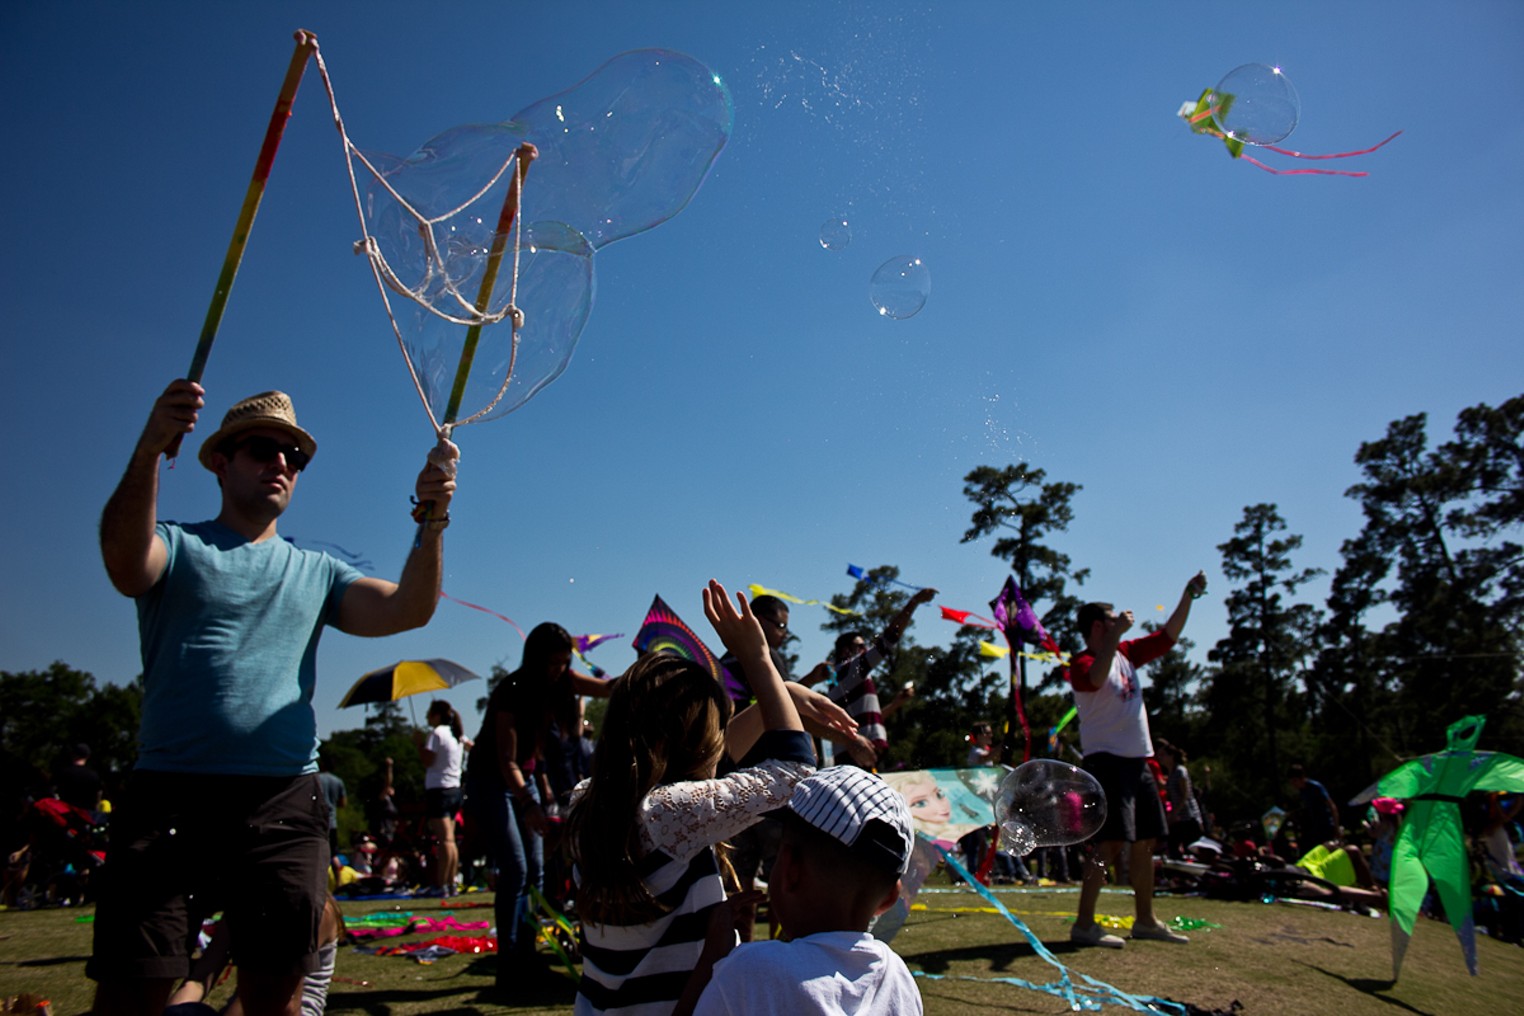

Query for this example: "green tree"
[880,631,1006,770]
[321,702,428,849]
[1138,623,1206,746]
[960,464,1088,761]
[1339,398,1524,754]
[0,663,141,797]
[1203,504,1323,806]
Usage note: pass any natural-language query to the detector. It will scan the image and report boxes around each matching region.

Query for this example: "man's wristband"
[409,496,450,530]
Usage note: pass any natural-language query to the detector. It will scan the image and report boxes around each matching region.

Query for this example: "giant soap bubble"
[1209,63,1300,146]
[995,759,1106,856]
[869,256,930,319]
[362,128,594,423]
[511,49,734,252]
[358,50,731,427]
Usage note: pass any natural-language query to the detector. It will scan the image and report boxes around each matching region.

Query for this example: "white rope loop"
[308,40,526,441]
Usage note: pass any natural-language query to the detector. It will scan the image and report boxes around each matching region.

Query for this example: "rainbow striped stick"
[168,30,318,457]
[440,143,538,427]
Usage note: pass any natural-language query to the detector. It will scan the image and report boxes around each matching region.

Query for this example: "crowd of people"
[9,377,1510,1015]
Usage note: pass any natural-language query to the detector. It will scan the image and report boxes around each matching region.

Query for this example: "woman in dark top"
[465,622,610,985]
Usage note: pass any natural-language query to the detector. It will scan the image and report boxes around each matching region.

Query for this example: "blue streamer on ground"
[928,845,1184,1014]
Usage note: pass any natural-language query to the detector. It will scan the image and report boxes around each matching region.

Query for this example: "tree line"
[845,395,1523,826]
[4,395,1518,837]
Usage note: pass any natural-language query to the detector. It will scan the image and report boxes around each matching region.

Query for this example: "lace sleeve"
[639,759,814,862]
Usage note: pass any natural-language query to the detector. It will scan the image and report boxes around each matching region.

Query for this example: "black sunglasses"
[229,435,310,472]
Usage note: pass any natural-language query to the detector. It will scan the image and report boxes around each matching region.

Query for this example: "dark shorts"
[88,771,329,983]
[1084,753,1168,845]
[424,786,463,820]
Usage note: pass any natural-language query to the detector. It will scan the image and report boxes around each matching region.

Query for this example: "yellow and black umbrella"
[338,659,482,709]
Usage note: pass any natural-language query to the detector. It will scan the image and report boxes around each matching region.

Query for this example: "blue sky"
[4,1,1521,739]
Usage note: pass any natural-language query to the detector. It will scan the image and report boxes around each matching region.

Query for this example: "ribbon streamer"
[438,591,525,638]
[931,844,1184,1014]
[747,583,863,617]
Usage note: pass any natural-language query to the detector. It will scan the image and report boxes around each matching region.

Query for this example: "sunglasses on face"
[230,435,310,472]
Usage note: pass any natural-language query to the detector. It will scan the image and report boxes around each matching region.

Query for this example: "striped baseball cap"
[786,766,914,875]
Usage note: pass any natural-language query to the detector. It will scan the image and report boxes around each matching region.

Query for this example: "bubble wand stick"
[405,143,536,530]
[168,30,319,459]
[438,143,538,430]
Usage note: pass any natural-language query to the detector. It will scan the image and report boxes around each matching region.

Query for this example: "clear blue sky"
[3,1,1521,739]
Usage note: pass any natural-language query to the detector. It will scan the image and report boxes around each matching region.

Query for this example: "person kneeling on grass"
[681,766,923,1016]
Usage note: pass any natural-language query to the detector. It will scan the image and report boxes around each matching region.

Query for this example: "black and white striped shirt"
[575,731,815,1015]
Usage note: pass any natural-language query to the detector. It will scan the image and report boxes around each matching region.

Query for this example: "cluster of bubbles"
[361,50,733,425]
[817,216,931,320]
[1209,63,1301,146]
[994,759,1107,856]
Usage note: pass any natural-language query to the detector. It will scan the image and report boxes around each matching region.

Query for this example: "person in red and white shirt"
[1065,571,1206,949]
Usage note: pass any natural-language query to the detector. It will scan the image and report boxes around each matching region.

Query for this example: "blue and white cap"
[786,766,914,875]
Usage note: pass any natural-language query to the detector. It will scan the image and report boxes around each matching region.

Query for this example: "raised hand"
[785,683,858,738]
[702,579,765,659]
[141,379,205,458]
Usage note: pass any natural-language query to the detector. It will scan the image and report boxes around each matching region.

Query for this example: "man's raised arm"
[337,439,459,637]
[1162,571,1207,642]
[100,380,204,597]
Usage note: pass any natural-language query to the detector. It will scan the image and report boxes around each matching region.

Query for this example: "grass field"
[4,886,1521,1015]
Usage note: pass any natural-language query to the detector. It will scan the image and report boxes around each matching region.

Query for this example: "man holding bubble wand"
[1066,572,1207,950]
[90,34,463,1016]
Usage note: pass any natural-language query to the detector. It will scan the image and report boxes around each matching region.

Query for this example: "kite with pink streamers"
[1180,63,1400,177]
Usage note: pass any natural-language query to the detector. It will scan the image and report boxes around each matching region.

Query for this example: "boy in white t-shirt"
[685,766,923,1016]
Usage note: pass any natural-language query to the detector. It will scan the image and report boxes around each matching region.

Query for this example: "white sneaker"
[1131,921,1189,944]
[1070,923,1125,949]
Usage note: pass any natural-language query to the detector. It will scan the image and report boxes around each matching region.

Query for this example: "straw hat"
[198,390,317,471]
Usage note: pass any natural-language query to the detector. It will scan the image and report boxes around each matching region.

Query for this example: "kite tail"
[1259,129,1403,160]
[439,591,526,638]
[1390,920,1412,981]
[1239,153,1371,177]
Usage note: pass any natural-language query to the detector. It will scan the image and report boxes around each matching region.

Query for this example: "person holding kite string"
[809,587,938,764]
[91,379,459,1016]
[1066,572,1206,950]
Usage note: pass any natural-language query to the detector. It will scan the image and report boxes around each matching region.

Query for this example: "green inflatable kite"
[1355,714,1524,978]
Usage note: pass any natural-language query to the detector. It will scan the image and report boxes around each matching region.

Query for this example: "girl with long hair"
[566,580,815,1015]
[465,622,611,985]
[417,699,466,896]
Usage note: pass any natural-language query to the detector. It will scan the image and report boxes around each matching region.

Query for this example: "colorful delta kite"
[990,576,1064,660]
[990,576,1063,762]
[1352,714,1524,978]
[939,579,1069,763]
[1179,62,1400,177]
[631,594,747,701]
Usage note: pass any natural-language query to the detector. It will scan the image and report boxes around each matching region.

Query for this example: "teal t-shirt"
[135,520,363,776]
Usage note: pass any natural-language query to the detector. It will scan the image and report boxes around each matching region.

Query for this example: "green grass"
[4,887,1522,1015]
